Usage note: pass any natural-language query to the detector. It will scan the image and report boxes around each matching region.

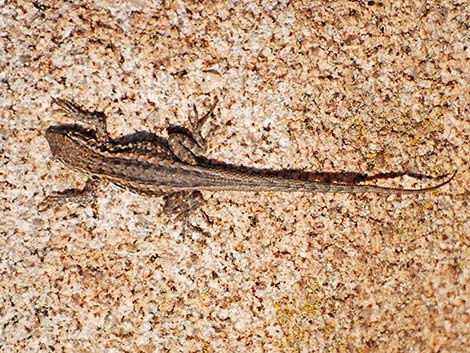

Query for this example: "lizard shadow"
[113,129,435,185]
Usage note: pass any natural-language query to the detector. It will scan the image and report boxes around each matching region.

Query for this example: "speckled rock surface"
[1,1,469,352]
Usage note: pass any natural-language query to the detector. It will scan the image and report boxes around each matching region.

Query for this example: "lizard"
[41,98,456,215]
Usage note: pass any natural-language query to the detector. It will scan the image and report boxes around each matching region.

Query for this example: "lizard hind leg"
[163,190,211,239]
[167,97,218,165]
[163,190,205,220]
[189,96,219,150]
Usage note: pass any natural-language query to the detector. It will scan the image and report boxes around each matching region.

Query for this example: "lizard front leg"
[39,177,99,211]
[52,98,110,142]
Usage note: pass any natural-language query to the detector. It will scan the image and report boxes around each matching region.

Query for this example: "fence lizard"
[41,98,455,215]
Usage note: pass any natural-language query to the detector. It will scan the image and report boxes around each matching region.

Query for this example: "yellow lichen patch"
[272,276,322,352]
[300,302,317,317]
[422,200,434,211]
[352,118,366,142]
[322,322,335,336]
